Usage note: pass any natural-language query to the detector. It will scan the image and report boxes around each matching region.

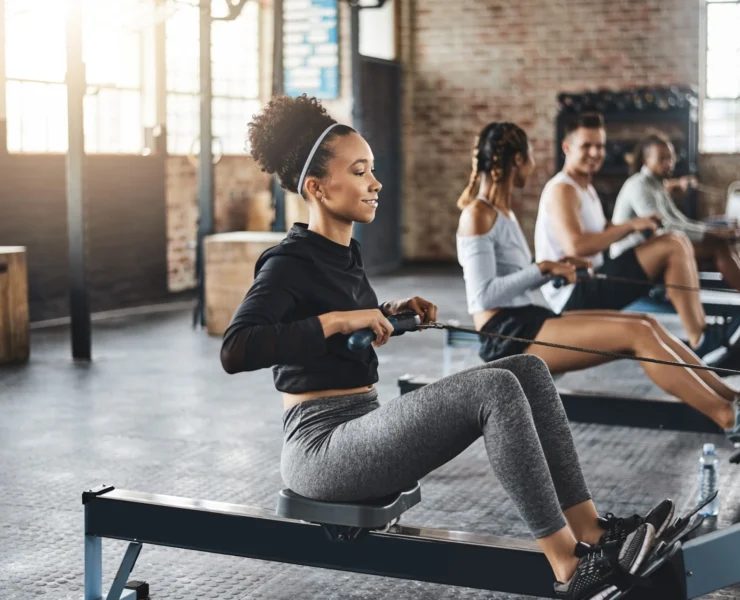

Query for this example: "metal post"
[271,0,286,232]
[0,0,7,153]
[105,543,142,600]
[272,0,284,97]
[66,0,92,360]
[84,510,103,600]
[349,1,364,246]
[350,2,362,136]
[195,0,214,328]
[154,0,168,154]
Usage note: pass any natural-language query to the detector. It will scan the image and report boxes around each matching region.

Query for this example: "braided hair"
[456,122,529,210]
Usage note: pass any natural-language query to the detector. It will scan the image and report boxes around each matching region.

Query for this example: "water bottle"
[698,443,720,516]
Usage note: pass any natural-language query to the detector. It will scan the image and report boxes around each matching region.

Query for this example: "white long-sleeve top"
[611,165,708,258]
[457,206,550,315]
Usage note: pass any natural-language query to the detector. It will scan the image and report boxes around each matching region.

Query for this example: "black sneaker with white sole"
[598,499,675,548]
[554,523,656,600]
[694,323,729,365]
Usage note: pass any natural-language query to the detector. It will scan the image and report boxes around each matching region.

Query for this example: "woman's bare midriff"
[282,385,375,411]
[473,308,500,331]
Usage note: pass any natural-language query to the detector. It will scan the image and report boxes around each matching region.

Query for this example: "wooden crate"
[204,231,287,336]
[0,247,30,364]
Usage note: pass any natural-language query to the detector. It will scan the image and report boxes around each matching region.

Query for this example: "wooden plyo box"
[0,247,30,364]
[204,231,287,336]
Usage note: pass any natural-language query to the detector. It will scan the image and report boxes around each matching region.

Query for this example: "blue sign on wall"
[283,0,339,100]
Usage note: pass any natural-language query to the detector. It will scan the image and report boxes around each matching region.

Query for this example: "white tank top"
[534,171,607,312]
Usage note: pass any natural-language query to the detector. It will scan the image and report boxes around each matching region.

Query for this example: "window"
[702,0,740,152]
[359,0,395,61]
[5,0,148,153]
[165,0,260,155]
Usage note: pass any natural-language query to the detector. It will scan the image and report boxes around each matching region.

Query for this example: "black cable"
[422,322,740,376]
[555,266,739,294]
[594,273,738,295]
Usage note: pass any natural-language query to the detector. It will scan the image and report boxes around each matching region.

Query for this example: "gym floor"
[2,265,739,600]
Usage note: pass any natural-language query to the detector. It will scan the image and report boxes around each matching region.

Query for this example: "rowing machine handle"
[552,266,590,289]
[347,311,422,352]
[642,217,663,239]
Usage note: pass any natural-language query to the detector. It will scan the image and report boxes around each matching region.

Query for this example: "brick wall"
[166,156,273,291]
[0,154,168,321]
[399,0,703,260]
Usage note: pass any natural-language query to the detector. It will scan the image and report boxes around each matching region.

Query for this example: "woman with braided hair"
[222,95,668,599]
[456,121,740,440]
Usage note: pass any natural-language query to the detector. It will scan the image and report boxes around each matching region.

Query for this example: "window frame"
[700,0,740,154]
[164,0,262,157]
[4,0,149,154]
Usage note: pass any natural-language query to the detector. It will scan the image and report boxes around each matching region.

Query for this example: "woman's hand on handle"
[538,261,578,284]
[381,296,438,324]
[629,215,661,233]
[318,309,394,347]
[559,256,592,270]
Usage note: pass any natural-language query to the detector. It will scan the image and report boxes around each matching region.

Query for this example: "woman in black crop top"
[220,95,665,599]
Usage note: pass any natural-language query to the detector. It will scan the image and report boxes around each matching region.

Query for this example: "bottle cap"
[703,443,716,454]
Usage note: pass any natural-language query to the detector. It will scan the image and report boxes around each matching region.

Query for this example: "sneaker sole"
[589,519,668,600]
[587,527,656,600]
[622,524,656,574]
[653,504,675,540]
[587,584,619,600]
[729,321,740,347]
[702,345,728,365]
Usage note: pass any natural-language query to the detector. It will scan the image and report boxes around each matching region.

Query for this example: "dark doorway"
[355,56,402,275]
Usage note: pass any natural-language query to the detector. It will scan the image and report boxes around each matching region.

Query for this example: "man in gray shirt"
[611,131,740,291]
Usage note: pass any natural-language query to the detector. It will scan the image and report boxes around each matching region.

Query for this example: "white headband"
[297,123,340,198]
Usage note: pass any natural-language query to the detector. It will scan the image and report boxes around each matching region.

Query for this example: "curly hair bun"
[248,94,337,193]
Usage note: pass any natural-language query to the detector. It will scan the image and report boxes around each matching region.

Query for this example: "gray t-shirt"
[611,165,707,258]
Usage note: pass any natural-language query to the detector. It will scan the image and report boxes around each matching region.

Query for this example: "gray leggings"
[281,354,591,538]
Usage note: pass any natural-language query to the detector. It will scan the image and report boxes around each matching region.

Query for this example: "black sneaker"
[598,499,675,547]
[694,324,729,365]
[554,523,656,600]
[726,317,740,348]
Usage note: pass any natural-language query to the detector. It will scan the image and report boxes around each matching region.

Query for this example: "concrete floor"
[1,265,739,599]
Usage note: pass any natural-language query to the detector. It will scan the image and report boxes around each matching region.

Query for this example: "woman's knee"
[492,353,549,373]
[486,354,552,386]
[627,318,660,346]
[515,353,551,378]
[470,368,526,412]
[664,231,695,258]
[639,313,662,329]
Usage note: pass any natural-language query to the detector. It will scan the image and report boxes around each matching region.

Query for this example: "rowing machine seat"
[276,483,421,529]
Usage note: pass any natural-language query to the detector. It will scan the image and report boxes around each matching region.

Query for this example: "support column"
[195,0,214,327]
[0,0,7,153]
[154,0,167,155]
[66,0,91,360]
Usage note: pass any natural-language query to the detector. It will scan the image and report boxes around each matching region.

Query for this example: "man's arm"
[547,183,637,257]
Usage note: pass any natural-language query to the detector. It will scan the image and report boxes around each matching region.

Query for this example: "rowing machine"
[82,485,740,600]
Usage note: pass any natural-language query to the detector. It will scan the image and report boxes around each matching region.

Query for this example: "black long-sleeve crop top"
[220,223,384,394]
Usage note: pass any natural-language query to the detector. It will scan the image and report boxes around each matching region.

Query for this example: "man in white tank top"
[534,112,736,361]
